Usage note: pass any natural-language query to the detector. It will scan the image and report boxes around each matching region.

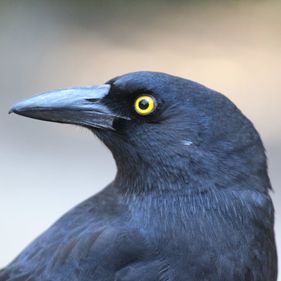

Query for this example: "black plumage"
[2,71,277,280]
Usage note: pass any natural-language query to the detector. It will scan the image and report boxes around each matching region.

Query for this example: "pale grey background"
[0,0,280,276]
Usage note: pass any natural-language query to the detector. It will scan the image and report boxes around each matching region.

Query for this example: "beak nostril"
[85,98,100,103]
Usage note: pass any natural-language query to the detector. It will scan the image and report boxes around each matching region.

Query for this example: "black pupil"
[139,99,149,110]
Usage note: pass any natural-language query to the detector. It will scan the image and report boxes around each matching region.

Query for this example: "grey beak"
[9,84,126,130]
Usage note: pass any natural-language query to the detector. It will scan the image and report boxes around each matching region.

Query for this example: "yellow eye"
[134,95,157,116]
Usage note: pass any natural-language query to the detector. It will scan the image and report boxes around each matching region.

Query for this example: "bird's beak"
[9,84,125,130]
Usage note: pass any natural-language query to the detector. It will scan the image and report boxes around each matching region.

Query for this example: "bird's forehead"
[110,71,172,93]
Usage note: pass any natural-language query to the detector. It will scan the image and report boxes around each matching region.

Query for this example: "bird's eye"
[134,95,157,116]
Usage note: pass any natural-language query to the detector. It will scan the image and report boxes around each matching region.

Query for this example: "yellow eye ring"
[134,95,157,116]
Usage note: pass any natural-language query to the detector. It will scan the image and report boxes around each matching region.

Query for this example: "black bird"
[2,71,277,281]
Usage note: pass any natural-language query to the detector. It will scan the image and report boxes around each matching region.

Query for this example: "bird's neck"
[112,146,270,195]
[114,160,189,194]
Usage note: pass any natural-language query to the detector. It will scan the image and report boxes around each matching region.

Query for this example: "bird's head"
[10,72,270,193]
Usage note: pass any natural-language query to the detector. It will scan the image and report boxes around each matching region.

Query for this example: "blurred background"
[0,0,280,274]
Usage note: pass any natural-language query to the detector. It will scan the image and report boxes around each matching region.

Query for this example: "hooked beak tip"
[9,101,26,115]
[9,107,16,115]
